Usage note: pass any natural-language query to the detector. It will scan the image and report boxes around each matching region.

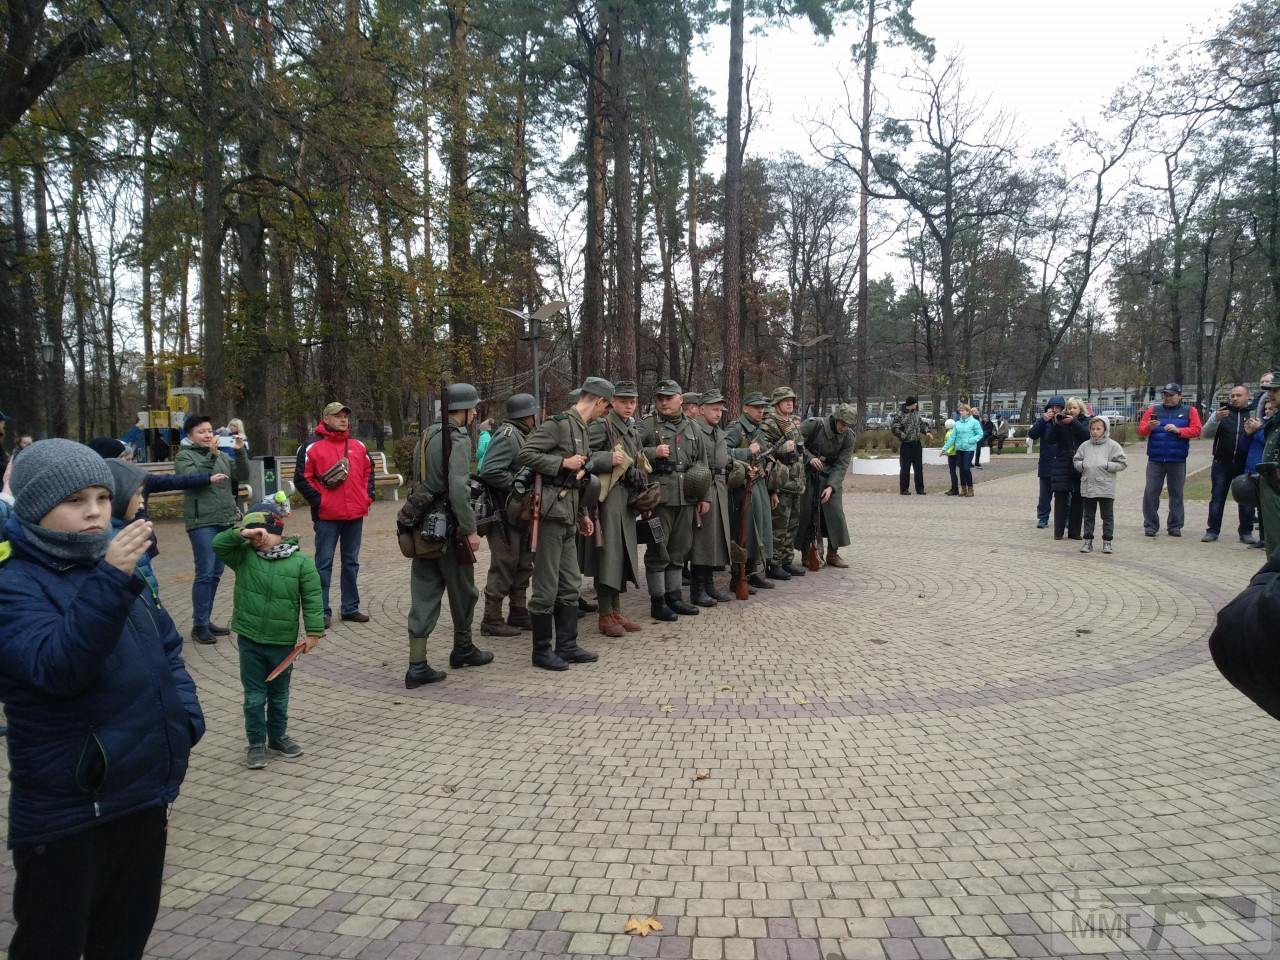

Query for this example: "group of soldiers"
[396,378,857,686]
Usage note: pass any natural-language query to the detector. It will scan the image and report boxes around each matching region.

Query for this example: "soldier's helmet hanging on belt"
[447,383,481,411]
[506,393,538,419]
[683,460,713,499]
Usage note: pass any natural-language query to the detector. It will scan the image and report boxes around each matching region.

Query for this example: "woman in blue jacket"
[951,405,985,496]
[0,439,204,960]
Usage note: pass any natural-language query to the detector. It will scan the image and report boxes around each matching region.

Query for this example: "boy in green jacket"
[213,500,323,769]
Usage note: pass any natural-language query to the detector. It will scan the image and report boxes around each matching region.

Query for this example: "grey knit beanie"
[10,438,116,524]
[105,458,149,521]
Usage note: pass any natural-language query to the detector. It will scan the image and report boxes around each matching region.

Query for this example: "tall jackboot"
[507,593,532,630]
[648,571,677,621]
[405,636,446,688]
[554,602,598,663]
[531,612,568,671]
[689,565,717,607]
[664,568,699,615]
[706,571,734,602]
[450,631,494,669]
[481,597,521,637]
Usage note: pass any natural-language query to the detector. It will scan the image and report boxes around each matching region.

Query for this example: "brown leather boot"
[615,610,642,632]
[481,598,521,637]
[964,485,975,497]
[825,550,848,568]
[598,613,626,637]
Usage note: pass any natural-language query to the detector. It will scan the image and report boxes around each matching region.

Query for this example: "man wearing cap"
[1202,383,1259,543]
[639,380,712,620]
[890,397,932,495]
[294,402,375,626]
[681,393,702,420]
[725,392,775,592]
[403,383,494,687]
[1255,376,1280,558]
[688,390,737,606]
[797,404,857,568]
[760,386,807,579]
[583,380,645,637]
[477,394,539,637]
[1138,383,1202,537]
[517,379,613,669]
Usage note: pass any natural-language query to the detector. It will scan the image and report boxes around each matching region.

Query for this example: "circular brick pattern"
[2,450,1275,960]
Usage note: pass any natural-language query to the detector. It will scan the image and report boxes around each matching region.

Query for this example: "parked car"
[1100,409,1129,423]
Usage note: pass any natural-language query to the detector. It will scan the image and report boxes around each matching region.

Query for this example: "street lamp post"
[1051,357,1061,396]
[781,334,832,418]
[500,301,568,423]
[39,340,54,439]
[1200,316,1217,410]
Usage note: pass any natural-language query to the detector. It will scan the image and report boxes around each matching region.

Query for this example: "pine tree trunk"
[610,4,636,380]
[856,0,874,425]
[581,17,607,376]
[198,3,226,420]
[722,0,744,412]
[682,48,702,390]
[445,0,472,376]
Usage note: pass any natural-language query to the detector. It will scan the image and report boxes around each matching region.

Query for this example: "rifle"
[734,468,754,600]
[803,460,825,571]
[441,381,477,566]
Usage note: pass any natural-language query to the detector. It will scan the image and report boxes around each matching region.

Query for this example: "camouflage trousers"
[772,491,801,566]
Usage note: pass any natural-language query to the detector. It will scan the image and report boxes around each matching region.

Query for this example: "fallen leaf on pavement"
[693,771,710,781]
[624,916,663,937]
[659,704,674,713]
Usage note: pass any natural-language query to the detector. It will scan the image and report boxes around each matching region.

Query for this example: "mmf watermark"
[1046,884,1278,955]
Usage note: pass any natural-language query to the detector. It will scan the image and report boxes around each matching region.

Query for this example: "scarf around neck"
[19,520,110,566]
[257,540,301,561]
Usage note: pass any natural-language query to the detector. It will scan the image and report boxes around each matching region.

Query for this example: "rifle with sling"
[531,385,549,551]
[442,380,477,565]
[803,458,825,571]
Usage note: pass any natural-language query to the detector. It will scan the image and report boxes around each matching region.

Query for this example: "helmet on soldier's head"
[833,404,858,425]
[770,386,797,406]
[506,393,538,419]
[446,383,481,411]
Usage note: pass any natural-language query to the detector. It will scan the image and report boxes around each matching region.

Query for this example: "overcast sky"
[689,0,1236,167]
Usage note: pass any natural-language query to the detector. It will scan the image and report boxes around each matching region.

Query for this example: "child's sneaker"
[268,735,303,760]
[245,743,267,769]
[1102,541,1113,554]
[1080,539,1093,553]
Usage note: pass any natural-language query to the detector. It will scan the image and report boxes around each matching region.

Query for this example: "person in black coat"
[1210,551,1280,722]
[1047,399,1090,540]
[1027,396,1065,528]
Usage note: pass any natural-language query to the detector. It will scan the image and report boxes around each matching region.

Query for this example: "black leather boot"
[748,571,774,589]
[766,564,791,581]
[577,595,598,613]
[648,571,677,620]
[665,591,699,615]
[784,562,807,577]
[554,603,598,663]
[191,625,217,645]
[405,661,447,688]
[706,572,734,603]
[531,612,569,671]
[689,566,717,607]
[449,635,494,669]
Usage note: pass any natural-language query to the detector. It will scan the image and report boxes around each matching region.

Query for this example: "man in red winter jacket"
[295,402,375,627]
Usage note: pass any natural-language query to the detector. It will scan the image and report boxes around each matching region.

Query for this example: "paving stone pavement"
[3,449,1279,960]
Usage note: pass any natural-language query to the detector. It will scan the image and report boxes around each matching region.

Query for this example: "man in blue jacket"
[1139,383,1203,537]
[1027,396,1065,528]
[0,439,204,960]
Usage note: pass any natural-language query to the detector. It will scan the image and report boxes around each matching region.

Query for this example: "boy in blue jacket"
[0,439,204,960]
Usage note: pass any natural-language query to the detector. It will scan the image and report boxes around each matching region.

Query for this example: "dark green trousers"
[408,554,479,643]
[238,636,294,745]
[529,518,582,615]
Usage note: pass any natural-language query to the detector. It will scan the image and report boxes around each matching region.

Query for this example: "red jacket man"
[295,402,374,625]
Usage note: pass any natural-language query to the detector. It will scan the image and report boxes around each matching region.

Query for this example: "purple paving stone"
[420,922,454,945]
[419,902,457,923]
[657,935,692,959]
[531,911,564,931]
[319,891,356,911]
[356,941,401,960]
[768,919,801,939]
[887,918,922,938]
[504,930,541,951]
[536,931,572,954]
[387,921,427,942]
[912,938,951,960]
[1004,936,1045,957]
[884,938,920,960]
[786,940,821,960]
[283,907,326,929]
[1002,915,1040,936]
[756,940,790,960]
[478,950,521,960]
[628,934,662,957]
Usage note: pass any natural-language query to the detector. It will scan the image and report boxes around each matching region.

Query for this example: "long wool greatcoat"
[724,414,773,564]
[581,411,641,591]
[795,416,854,550]
[691,418,733,567]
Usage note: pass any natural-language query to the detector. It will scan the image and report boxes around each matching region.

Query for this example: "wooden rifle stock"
[530,473,542,551]
[803,462,823,571]
[734,469,753,600]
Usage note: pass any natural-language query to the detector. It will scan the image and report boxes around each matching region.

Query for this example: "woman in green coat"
[175,414,249,644]
[795,405,856,567]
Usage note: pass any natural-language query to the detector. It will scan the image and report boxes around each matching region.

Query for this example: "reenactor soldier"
[725,392,775,592]
[639,380,712,620]
[477,393,538,636]
[681,392,702,419]
[796,403,857,569]
[690,389,738,605]
[761,386,807,580]
[583,380,647,637]
[402,383,494,689]
[517,378,613,670]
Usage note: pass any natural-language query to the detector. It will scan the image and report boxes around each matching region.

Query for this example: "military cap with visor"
[612,379,639,398]
[699,389,726,405]
[682,392,702,406]
[579,376,615,401]
[655,379,684,396]
[742,391,768,407]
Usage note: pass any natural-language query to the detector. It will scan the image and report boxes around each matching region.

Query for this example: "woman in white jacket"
[1073,416,1128,553]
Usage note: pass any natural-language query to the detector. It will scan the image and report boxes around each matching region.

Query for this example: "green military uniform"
[795,405,856,560]
[517,378,614,669]
[690,389,738,606]
[760,386,807,575]
[725,393,774,586]
[478,393,538,636]
[639,380,712,618]
[582,381,643,631]
[1259,390,1280,558]
[403,383,492,688]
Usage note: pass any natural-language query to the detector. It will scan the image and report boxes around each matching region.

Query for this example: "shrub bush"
[393,436,419,476]
[856,429,899,452]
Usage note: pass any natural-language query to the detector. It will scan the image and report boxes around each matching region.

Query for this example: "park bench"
[277,449,404,501]
[137,460,253,509]
[992,436,1031,454]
